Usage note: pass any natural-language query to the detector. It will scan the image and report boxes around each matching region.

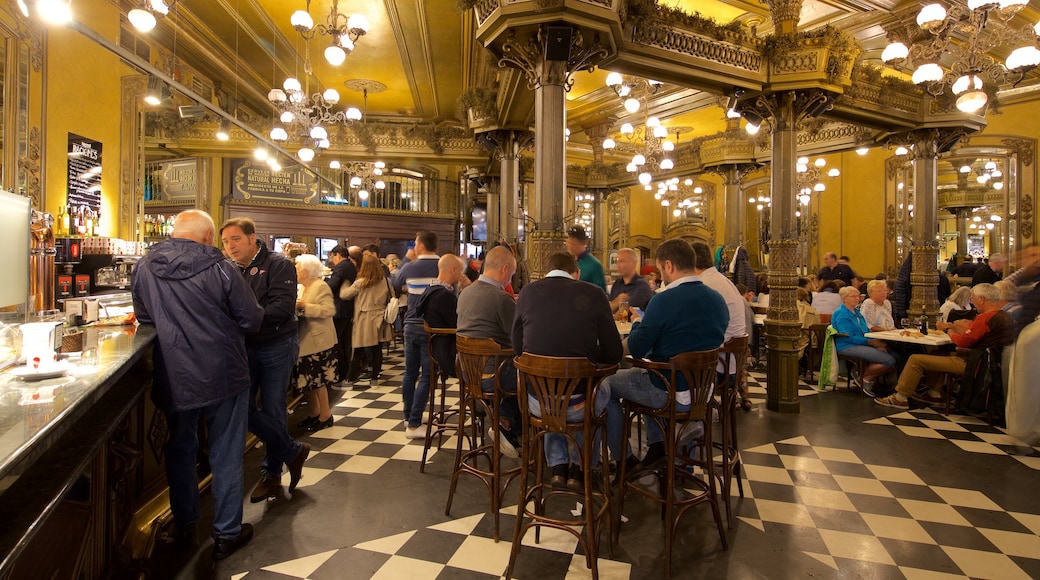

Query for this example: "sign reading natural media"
[231,159,319,204]
[67,133,102,211]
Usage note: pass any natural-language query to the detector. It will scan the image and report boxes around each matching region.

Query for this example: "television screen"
[318,238,339,261]
[272,236,290,254]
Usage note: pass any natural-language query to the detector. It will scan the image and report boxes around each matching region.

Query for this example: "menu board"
[231,159,319,204]
[67,133,102,211]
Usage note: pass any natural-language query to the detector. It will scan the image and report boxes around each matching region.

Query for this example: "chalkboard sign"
[67,133,102,211]
[161,158,198,201]
[231,159,319,204]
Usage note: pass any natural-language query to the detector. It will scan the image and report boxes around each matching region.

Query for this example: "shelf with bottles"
[138,213,177,239]
[55,204,103,238]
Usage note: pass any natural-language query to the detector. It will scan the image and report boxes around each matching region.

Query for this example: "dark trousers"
[334,316,353,382]
[347,344,383,381]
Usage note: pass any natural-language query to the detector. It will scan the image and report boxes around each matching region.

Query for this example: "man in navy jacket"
[133,210,263,560]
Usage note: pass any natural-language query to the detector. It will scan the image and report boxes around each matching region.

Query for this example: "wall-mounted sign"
[231,159,319,204]
[67,133,102,211]
[161,158,198,201]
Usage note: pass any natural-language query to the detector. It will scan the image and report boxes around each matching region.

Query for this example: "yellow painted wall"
[627,184,663,240]
[833,149,887,278]
[43,2,133,237]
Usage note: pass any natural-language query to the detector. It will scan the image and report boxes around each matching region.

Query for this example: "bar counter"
[0,324,156,576]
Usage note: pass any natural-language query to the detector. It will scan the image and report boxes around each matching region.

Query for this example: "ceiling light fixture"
[291,0,369,66]
[144,76,171,106]
[267,78,363,161]
[881,0,1040,113]
[602,74,676,186]
[127,0,176,32]
[215,118,232,141]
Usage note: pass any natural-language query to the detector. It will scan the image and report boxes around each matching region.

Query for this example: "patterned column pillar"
[909,136,941,322]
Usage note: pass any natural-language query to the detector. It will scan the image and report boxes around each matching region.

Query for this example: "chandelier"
[881,0,1040,113]
[268,79,363,162]
[602,73,676,186]
[291,0,369,66]
[796,157,840,205]
[655,178,708,219]
[568,192,595,230]
[957,158,1005,190]
[341,161,386,204]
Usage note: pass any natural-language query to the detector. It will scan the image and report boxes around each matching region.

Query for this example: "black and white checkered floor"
[153,347,1040,579]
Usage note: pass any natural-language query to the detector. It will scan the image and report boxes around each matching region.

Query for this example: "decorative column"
[742,90,835,413]
[480,130,532,246]
[498,27,607,278]
[485,177,502,246]
[956,208,971,258]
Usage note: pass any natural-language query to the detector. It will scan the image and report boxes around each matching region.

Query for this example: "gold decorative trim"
[17,126,41,207]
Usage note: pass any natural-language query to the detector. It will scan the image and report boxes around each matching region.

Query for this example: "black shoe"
[550,464,568,488]
[612,455,640,486]
[212,523,253,561]
[296,415,319,428]
[636,442,667,473]
[305,417,334,432]
[287,442,311,493]
[566,464,584,492]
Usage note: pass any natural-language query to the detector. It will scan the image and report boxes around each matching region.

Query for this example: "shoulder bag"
[383,278,400,325]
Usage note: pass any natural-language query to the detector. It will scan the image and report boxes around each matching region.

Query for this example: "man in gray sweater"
[456,246,522,457]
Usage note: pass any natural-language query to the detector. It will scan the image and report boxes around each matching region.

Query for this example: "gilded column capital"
[765,0,803,35]
[499,26,609,91]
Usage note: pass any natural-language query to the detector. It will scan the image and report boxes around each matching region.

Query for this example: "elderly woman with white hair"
[831,285,897,396]
[861,279,895,331]
[939,286,973,323]
[293,254,339,431]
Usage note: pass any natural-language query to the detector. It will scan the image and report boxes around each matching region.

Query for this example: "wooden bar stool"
[715,335,749,527]
[421,323,459,473]
[444,335,521,541]
[506,354,617,580]
[614,348,728,578]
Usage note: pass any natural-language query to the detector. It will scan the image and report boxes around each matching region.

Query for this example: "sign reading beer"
[231,159,319,204]
[67,133,102,211]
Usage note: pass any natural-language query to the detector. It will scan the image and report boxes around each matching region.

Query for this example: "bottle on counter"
[918,314,928,335]
[56,206,68,236]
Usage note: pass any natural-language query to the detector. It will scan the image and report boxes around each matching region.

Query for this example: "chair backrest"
[513,353,618,432]
[819,313,832,324]
[668,349,721,417]
[424,322,457,378]
[718,335,749,394]
[456,334,514,397]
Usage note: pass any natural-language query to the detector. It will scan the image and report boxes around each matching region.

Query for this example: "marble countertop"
[0,325,155,493]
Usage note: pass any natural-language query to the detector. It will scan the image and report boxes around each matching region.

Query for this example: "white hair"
[295,254,325,281]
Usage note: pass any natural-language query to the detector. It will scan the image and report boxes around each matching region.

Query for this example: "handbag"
[383,278,400,325]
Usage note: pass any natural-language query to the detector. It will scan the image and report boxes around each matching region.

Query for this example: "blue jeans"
[402,324,430,428]
[164,388,248,540]
[604,368,691,460]
[838,344,897,368]
[527,385,610,468]
[247,334,302,475]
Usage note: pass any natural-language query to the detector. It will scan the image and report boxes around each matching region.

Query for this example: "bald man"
[133,210,263,560]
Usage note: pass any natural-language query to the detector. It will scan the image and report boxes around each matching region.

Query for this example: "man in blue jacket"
[221,217,311,503]
[603,239,729,472]
[132,210,263,560]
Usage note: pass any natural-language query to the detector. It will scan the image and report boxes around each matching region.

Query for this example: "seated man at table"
[512,252,623,489]
[608,248,654,314]
[860,279,895,331]
[456,246,523,458]
[603,239,729,473]
[875,283,1016,409]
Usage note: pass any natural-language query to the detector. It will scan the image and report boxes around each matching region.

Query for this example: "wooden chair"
[835,351,867,391]
[614,349,728,578]
[421,323,459,473]
[802,322,829,383]
[714,336,748,527]
[444,335,521,541]
[506,354,617,580]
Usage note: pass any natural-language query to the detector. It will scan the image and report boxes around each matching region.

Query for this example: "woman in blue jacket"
[831,286,896,396]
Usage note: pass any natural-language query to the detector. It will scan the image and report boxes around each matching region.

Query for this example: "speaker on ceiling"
[545,25,572,62]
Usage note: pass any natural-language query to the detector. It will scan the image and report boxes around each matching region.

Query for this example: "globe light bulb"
[128,8,157,32]
[624,98,640,113]
[297,147,315,162]
[638,172,652,185]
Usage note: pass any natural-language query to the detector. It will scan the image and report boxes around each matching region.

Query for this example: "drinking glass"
[619,301,630,323]
[900,318,911,330]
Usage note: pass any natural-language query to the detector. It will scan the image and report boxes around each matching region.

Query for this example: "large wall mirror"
[885,135,1037,275]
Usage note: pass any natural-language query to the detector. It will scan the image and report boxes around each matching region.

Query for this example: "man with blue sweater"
[603,239,729,470]
[392,231,441,438]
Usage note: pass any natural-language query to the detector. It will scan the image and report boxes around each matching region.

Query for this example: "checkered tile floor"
[738,436,1040,579]
[213,348,1040,580]
[864,407,1040,471]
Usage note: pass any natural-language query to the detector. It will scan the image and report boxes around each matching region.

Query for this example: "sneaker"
[849,365,863,388]
[911,392,944,406]
[550,464,568,488]
[353,379,371,390]
[636,442,667,473]
[488,425,519,459]
[287,442,311,493]
[212,523,253,561]
[330,381,353,391]
[874,394,909,409]
[249,472,281,503]
[861,380,876,398]
[404,425,426,440]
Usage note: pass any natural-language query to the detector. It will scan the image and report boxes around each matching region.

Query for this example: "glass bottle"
[56,206,67,236]
[918,314,928,334]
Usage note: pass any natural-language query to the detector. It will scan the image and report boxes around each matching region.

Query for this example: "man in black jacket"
[133,210,263,560]
[326,245,357,385]
[221,217,310,504]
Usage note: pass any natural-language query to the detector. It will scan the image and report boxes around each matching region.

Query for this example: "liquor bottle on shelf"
[165,215,174,235]
[56,206,68,236]
[85,208,95,237]
[71,205,81,235]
